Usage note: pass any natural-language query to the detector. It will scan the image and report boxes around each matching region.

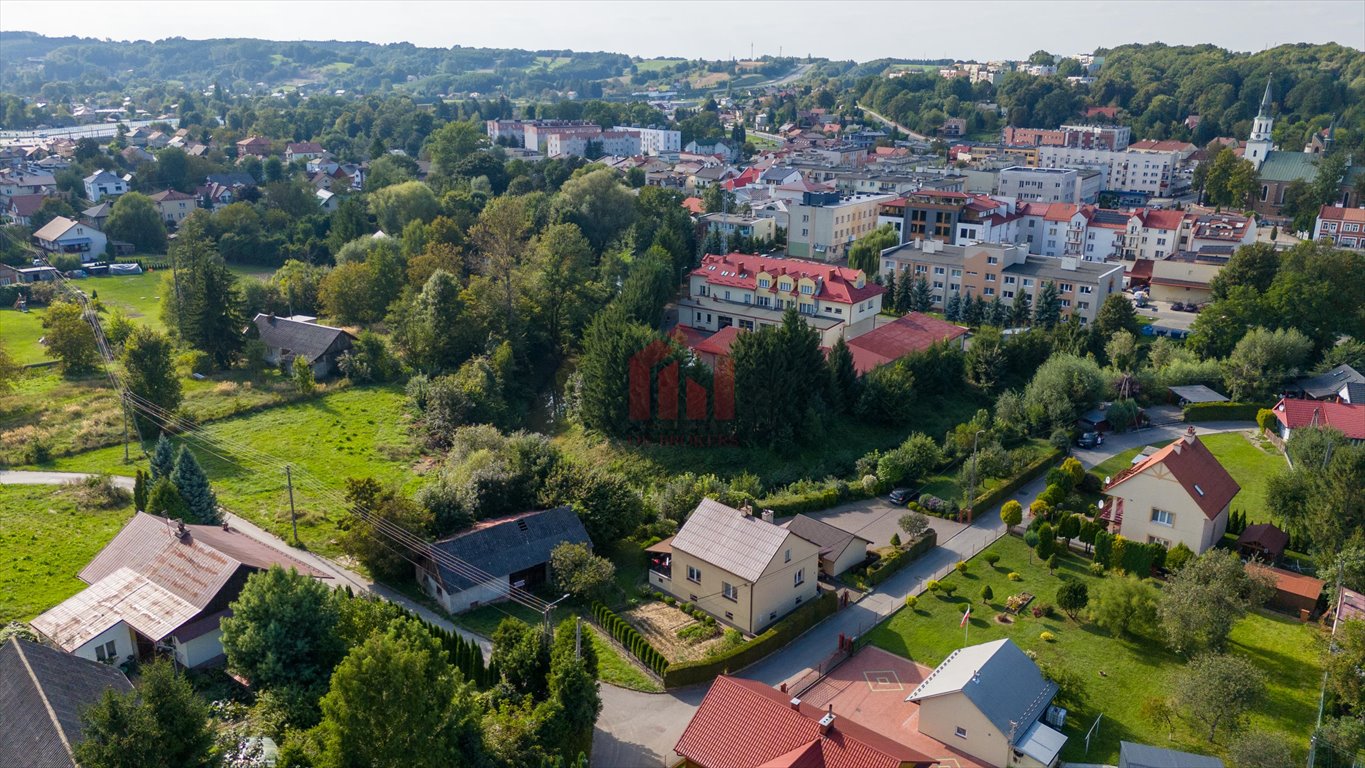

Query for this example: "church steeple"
[1246,74,1276,170]
[1258,75,1274,118]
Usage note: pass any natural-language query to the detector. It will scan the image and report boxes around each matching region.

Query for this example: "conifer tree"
[171,446,218,523]
[911,276,932,312]
[1034,281,1062,329]
[895,267,913,313]
[150,434,176,481]
[1011,291,1033,327]
[133,470,149,512]
[883,268,897,309]
[146,477,189,519]
[944,292,962,321]
[827,336,859,412]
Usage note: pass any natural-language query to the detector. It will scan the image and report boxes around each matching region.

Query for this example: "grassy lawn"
[0,484,134,624]
[916,438,1054,503]
[85,272,168,332]
[867,535,1321,763]
[0,308,48,366]
[635,58,686,73]
[1088,431,1286,523]
[20,384,417,557]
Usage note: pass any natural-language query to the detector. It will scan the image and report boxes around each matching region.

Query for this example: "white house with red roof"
[284,141,326,164]
[1272,397,1365,443]
[1099,428,1239,553]
[676,252,885,346]
[1314,206,1365,250]
[1017,204,1187,262]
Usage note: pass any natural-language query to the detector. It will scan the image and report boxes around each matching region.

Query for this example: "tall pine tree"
[171,446,218,523]
[911,276,932,312]
[944,292,962,321]
[894,268,913,313]
[883,268,897,310]
[1033,281,1062,329]
[169,221,244,369]
[150,434,176,481]
[827,336,859,413]
[1011,291,1033,327]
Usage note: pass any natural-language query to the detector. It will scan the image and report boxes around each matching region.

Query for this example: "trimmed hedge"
[757,482,874,518]
[969,447,1064,513]
[853,529,938,589]
[1182,402,1265,423]
[591,601,667,677]
[662,591,838,688]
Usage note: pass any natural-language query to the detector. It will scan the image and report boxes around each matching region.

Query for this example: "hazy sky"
[3,1,1362,61]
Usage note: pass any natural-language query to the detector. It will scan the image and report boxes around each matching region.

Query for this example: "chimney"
[818,708,836,734]
[1184,425,1197,443]
[761,509,775,524]
[789,697,802,710]
[175,521,189,540]
[740,503,754,517]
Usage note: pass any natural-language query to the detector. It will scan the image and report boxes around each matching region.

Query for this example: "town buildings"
[250,314,357,379]
[998,166,1101,204]
[615,125,682,155]
[786,191,896,261]
[82,170,127,202]
[149,189,196,226]
[31,216,108,262]
[696,212,777,243]
[675,251,884,345]
[1003,124,1131,151]
[1313,206,1365,249]
[1035,145,1182,196]
[1272,397,1365,443]
[879,239,1123,324]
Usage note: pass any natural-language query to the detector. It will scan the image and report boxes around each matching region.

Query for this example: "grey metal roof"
[0,637,133,768]
[252,314,354,364]
[1119,741,1224,768]
[1017,720,1067,766]
[783,514,869,560]
[1257,151,1318,183]
[1168,385,1229,403]
[906,638,1058,743]
[1295,365,1365,399]
[430,507,589,591]
[672,499,796,582]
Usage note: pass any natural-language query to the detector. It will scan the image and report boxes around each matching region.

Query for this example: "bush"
[984,552,1001,567]
[591,601,667,677]
[1040,631,1056,642]
[926,580,941,593]
[662,592,838,688]
[939,583,958,597]
[1088,562,1106,576]
[904,595,918,609]
[1008,572,1022,581]
[854,529,936,589]
[176,350,212,376]
[1182,402,1265,423]
[1256,408,1279,433]
[955,561,968,574]
[972,448,1064,513]
[980,585,994,602]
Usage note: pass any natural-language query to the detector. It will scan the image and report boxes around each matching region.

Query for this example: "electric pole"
[121,393,130,464]
[285,465,297,544]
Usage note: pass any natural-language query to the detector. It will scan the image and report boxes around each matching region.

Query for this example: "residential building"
[418,507,590,614]
[1018,203,1126,260]
[1002,124,1130,151]
[1147,249,1229,305]
[675,676,933,768]
[1289,364,1364,403]
[235,136,273,157]
[614,125,681,155]
[31,216,107,262]
[1272,397,1365,443]
[781,515,871,577]
[1314,206,1365,249]
[648,499,820,634]
[250,314,356,378]
[0,170,57,202]
[1100,428,1238,553]
[880,239,1123,324]
[941,118,967,137]
[0,264,59,284]
[149,189,196,225]
[676,252,885,346]
[284,141,326,164]
[4,193,46,226]
[787,191,896,260]
[844,312,969,374]
[696,212,776,243]
[906,638,1067,768]
[80,201,112,231]
[998,166,1101,204]
[1186,212,1256,252]
[82,170,127,203]
[1118,742,1223,768]
[523,121,602,153]
[879,196,907,238]
[1036,146,1181,196]
[316,188,338,212]
[31,513,327,669]
[1127,139,1198,163]
[0,637,134,768]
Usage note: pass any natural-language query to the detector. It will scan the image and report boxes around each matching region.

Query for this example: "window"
[724,611,734,620]
[800,285,813,295]
[985,273,996,282]
[955,726,968,739]
[1079,285,1093,294]
[1003,290,1014,298]
[987,256,999,265]
[1151,509,1174,527]
[1149,535,1171,548]
[722,582,738,602]
[1004,275,1016,285]
[951,269,962,278]
[784,549,791,563]
[934,266,945,275]
[794,568,805,587]
[758,278,770,288]
[984,287,995,296]
[95,640,117,662]
[687,565,702,583]
[1023,278,1034,287]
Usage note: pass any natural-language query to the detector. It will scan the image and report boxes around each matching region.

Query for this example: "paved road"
[857,104,930,142]
[0,470,136,490]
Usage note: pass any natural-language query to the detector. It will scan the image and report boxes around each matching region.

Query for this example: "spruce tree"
[895,268,913,313]
[944,292,962,321]
[146,477,189,519]
[1011,291,1033,327]
[962,293,982,326]
[989,296,1007,327]
[883,267,897,309]
[1034,281,1062,329]
[171,446,219,523]
[133,470,149,512]
[150,434,176,481]
[911,276,932,312]
[827,337,859,413]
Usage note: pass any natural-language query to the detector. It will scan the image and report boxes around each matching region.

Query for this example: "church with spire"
[1244,77,1276,170]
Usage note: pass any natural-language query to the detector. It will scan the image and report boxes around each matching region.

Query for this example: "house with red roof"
[691,325,742,368]
[681,196,705,215]
[1272,397,1365,443]
[1099,427,1239,553]
[845,313,968,375]
[676,252,885,346]
[1314,206,1365,250]
[675,675,934,768]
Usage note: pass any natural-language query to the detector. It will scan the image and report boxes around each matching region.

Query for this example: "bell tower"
[1245,76,1275,170]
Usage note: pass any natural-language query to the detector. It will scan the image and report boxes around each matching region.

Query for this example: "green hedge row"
[969,447,1064,513]
[1182,402,1266,423]
[662,591,838,689]
[855,529,938,589]
[756,482,874,518]
[590,601,667,677]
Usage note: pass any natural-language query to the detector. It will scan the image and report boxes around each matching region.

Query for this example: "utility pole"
[285,465,297,544]
[542,593,571,643]
[121,393,130,464]
[966,428,986,523]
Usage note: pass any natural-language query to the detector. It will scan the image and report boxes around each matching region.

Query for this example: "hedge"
[662,591,838,688]
[852,529,938,590]
[1182,402,1265,423]
[968,447,1064,514]
[590,601,667,677]
[756,482,874,518]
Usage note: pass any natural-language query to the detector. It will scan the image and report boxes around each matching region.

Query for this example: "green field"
[0,484,134,624]
[86,272,169,332]
[0,308,47,365]
[868,535,1322,763]
[634,58,686,73]
[1089,431,1286,522]
[20,384,417,556]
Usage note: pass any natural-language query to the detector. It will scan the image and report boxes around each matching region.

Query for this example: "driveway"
[593,685,709,767]
[805,497,965,549]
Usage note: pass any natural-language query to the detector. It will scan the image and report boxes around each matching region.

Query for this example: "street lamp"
[966,428,986,523]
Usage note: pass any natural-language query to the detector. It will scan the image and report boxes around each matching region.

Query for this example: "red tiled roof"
[694,326,743,356]
[286,141,325,154]
[845,313,968,375]
[1104,430,1240,519]
[674,676,932,768]
[1248,563,1324,601]
[1132,208,1188,231]
[1319,206,1365,224]
[149,189,196,202]
[1041,203,1082,223]
[1127,258,1154,281]
[1129,139,1197,153]
[691,252,883,305]
[682,197,705,214]
[1274,397,1365,440]
[670,324,708,349]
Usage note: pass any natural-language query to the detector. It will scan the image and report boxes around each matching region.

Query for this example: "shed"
[781,514,872,577]
[1248,563,1323,620]
[1236,522,1289,563]
[1119,741,1223,768]
[1168,385,1228,406]
[250,314,355,378]
[419,507,590,614]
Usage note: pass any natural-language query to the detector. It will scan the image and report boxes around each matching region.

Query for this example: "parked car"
[888,488,913,505]
[1076,431,1103,449]
[1171,301,1186,311]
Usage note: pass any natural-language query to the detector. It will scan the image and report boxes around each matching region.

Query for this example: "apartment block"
[615,125,681,156]
[998,166,1102,204]
[880,239,1123,324]
[786,191,895,261]
[1003,124,1131,151]
[1312,206,1365,250]
[697,213,777,243]
[1035,146,1180,196]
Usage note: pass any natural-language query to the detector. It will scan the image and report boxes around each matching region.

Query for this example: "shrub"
[176,350,212,376]
[890,532,901,547]
[980,585,994,602]
[904,595,918,609]
[1040,631,1056,642]
[955,561,968,574]
[1256,408,1279,433]
[985,553,1001,567]
[663,596,675,605]
[926,580,942,593]
[939,583,958,597]
[1008,572,1022,581]
[1088,562,1106,576]
[663,593,837,688]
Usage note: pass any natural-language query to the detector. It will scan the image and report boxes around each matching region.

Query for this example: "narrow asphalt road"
[857,104,930,142]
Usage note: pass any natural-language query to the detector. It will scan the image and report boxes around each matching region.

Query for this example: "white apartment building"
[1017,203,1187,262]
[998,166,1101,204]
[615,126,681,156]
[1036,146,1181,196]
[786,191,896,261]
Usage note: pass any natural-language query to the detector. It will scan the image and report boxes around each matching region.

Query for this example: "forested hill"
[854,42,1363,154]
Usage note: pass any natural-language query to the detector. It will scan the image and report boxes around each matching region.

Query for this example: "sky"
[2,0,1362,62]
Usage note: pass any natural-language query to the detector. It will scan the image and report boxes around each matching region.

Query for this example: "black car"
[888,488,913,505]
[1076,431,1103,449]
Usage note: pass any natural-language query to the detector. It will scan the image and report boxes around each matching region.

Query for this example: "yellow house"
[648,499,820,634]
[907,638,1067,768]
[1100,428,1239,553]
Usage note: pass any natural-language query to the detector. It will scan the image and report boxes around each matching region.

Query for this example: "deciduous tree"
[122,326,181,435]
[1176,653,1265,742]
